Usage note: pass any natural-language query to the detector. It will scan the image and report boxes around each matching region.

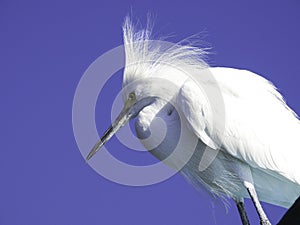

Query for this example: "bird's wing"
[177,68,300,184]
[176,78,221,150]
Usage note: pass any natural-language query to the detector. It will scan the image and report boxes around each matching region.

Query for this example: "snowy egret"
[86,17,300,225]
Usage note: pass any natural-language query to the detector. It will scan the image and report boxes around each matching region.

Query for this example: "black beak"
[86,95,136,161]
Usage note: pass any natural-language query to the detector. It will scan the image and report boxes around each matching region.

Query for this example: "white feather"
[123,17,300,210]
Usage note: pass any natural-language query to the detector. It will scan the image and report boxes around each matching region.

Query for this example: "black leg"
[236,201,250,225]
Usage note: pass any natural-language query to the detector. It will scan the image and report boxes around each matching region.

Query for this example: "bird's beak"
[86,95,137,161]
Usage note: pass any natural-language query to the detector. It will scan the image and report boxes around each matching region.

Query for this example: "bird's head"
[86,16,209,160]
[85,89,156,161]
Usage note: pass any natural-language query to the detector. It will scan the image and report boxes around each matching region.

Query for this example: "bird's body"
[86,17,300,224]
[135,67,300,209]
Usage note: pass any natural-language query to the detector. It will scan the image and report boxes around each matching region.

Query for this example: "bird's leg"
[244,181,271,225]
[235,199,250,225]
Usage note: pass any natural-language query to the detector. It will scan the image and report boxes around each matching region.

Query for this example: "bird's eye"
[128,92,136,100]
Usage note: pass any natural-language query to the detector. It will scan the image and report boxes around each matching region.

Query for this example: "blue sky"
[1,1,300,224]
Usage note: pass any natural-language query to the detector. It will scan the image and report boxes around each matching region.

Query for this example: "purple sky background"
[1,1,300,225]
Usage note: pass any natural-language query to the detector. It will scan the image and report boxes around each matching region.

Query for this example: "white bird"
[86,17,300,225]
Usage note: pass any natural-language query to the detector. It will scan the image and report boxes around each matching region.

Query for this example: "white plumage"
[87,17,300,225]
[136,67,300,207]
